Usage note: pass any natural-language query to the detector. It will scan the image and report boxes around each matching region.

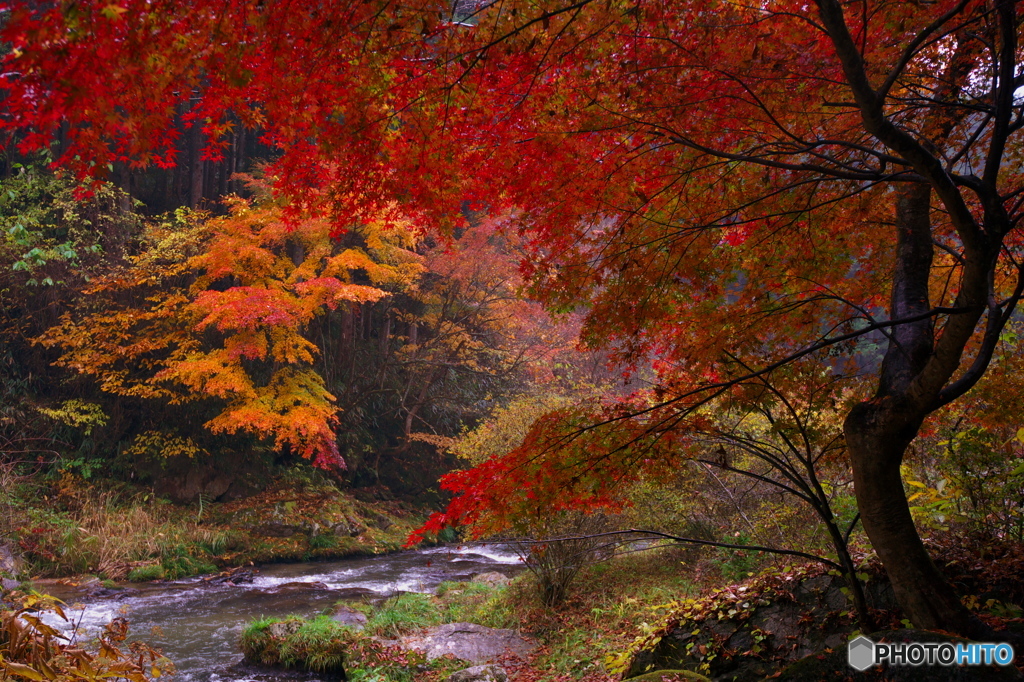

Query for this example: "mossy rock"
[625,671,711,682]
[778,629,1024,681]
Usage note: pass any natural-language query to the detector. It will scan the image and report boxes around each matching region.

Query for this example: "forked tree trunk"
[839,185,988,637]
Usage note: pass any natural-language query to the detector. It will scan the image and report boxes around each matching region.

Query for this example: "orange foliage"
[38,197,413,468]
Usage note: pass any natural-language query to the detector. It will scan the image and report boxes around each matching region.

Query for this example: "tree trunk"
[845,401,976,634]
[188,99,204,208]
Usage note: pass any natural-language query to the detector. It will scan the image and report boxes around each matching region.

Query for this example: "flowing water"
[40,544,522,681]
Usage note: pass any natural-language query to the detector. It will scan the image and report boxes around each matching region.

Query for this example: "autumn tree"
[408,0,1024,637]
[5,0,1024,637]
[38,193,396,469]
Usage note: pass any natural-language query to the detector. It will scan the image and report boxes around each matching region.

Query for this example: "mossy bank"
[2,466,431,584]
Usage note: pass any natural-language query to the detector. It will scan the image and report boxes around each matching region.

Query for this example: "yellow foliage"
[124,430,207,459]
[35,400,108,435]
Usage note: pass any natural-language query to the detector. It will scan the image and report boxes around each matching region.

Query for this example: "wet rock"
[330,605,368,631]
[332,519,365,537]
[352,485,395,502]
[204,567,257,585]
[141,453,269,504]
[448,664,509,682]
[471,572,511,588]
[1,577,19,592]
[334,587,378,599]
[225,661,339,681]
[84,586,142,600]
[364,510,393,531]
[400,622,536,664]
[272,581,329,591]
[0,544,21,577]
[624,672,710,681]
[626,570,897,681]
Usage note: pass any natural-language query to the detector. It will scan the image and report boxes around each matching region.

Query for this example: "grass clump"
[309,533,339,550]
[127,564,165,582]
[434,580,517,629]
[364,592,443,638]
[241,615,349,674]
[241,614,465,682]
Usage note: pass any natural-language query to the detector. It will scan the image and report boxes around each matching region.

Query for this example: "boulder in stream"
[471,572,511,588]
[399,622,536,664]
[203,566,257,585]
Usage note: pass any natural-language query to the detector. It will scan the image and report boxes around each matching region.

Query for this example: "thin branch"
[843,512,861,545]
[501,529,842,569]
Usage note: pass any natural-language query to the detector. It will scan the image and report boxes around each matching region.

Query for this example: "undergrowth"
[496,547,699,680]
[0,592,172,681]
[9,470,423,581]
[17,473,225,580]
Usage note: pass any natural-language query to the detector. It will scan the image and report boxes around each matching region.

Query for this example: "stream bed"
[40,544,522,681]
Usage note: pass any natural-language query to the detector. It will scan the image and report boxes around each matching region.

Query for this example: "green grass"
[364,592,443,638]
[158,545,218,579]
[308,533,339,550]
[127,564,165,582]
[433,581,517,629]
[448,548,697,680]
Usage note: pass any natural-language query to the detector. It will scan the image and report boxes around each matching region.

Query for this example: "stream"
[40,544,522,681]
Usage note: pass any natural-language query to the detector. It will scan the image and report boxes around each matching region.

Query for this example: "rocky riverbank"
[240,573,536,682]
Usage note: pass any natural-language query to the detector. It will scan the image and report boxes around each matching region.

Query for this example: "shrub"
[512,510,612,607]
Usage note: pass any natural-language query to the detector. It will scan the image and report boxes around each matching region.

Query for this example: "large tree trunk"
[845,402,975,634]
